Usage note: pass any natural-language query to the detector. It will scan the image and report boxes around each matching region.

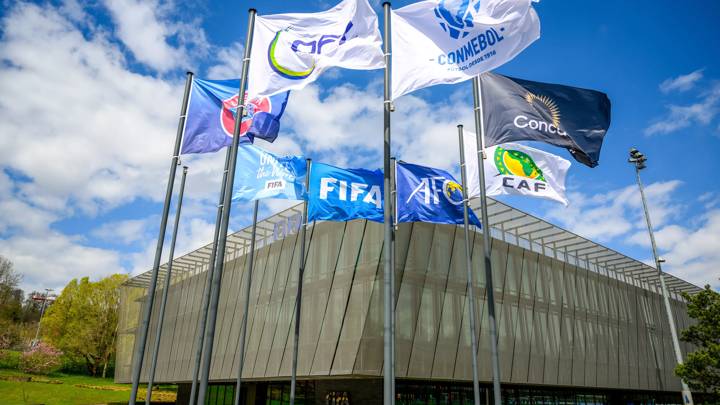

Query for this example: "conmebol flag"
[247,0,384,97]
[181,78,289,154]
[480,72,611,167]
[396,161,481,227]
[231,145,306,202]
[391,0,540,99]
[308,163,384,223]
[463,133,571,205]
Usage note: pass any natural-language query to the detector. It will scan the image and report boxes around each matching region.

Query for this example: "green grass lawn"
[0,369,175,405]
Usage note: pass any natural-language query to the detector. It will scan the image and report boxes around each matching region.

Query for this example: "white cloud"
[546,180,682,243]
[206,42,244,79]
[102,0,208,73]
[627,211,720,289]
[659,69,704,93]
[645,82,720,135]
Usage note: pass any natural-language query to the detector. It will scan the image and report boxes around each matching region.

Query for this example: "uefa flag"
[480,72,611,167]
[463,133,571,205]
[247,0,384,97]
[181,78,289,155]
[307,162,384,223]
[391,0,540,99]
[396,161,481,226]
[231,145,306,202]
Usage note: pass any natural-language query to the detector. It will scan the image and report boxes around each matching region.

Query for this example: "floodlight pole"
[32,288,53,347]
[629,148,694,405]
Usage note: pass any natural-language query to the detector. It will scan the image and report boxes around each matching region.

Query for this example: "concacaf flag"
[247,0,384,97]
[463,133,571,205]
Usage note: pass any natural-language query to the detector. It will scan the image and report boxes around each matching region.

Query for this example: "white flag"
[464,133,570,205]
[391,0,540,99]
[247,0,384,97]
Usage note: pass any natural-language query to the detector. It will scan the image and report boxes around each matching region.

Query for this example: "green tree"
[0,255,23,321]
[675,285,720,398]
[41,274,128,377]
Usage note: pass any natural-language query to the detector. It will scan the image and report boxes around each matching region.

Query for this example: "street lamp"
[629,148,694,405]
[31,288,54,348]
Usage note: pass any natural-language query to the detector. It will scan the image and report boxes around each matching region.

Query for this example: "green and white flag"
[463,133,570,205]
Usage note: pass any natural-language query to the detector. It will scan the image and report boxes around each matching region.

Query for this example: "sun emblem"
[525,92,561,129]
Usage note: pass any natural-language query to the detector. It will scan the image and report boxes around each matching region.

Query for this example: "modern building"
[116,197,704,405]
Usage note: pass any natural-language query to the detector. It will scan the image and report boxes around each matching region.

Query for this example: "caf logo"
[220,93,271,136]
[434,0,482,39]
[494,146,545,181]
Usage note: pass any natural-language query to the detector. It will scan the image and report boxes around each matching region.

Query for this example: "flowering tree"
[19,342,62,375]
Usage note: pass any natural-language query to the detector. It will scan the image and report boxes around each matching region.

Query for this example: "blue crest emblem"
[434,0,482,39]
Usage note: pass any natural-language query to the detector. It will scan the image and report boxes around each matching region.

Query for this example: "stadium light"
[628,148,693,405]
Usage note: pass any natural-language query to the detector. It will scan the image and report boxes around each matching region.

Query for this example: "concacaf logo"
[524,92,561,129]
[494,146,545,182]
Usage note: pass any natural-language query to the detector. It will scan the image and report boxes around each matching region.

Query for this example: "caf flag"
[181,78,289,155]
[230,145,306,203]
[396,162,481,227]
[307,163,384,223]
[391,0,540,99]
[247,0,384,97]
[463,133,570,205]
[480,72,611,167]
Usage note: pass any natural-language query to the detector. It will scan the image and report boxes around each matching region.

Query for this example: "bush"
[19,342,62,375]
[0,349,21,369]
[0,319,23,350]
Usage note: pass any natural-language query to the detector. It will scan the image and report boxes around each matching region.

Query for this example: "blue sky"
[0,0,719,293]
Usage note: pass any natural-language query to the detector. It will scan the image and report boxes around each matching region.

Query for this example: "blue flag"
[231,145,306,203]
[396,162,481,227]
[308,163,384,223]
[181,78,289,154]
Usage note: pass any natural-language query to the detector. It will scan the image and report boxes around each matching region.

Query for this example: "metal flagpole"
[145,165,188,405]
[629,148,694,405]
[189,147,231,405]
[234,200,259,405]
[390,157,397,404]
[382,3,395,405]
[290,158,312,405]
[197,9,256,403]
[129,71,193,405]
[471,75,502,405]
[457,125,482,405]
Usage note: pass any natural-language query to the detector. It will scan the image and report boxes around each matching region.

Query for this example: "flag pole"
[290,158,312,405]
[457,125,482,405]
[471,75,502,405]
[390,156,397,403]
[145,165,188,405]
[129,71,193,405]
[197,8,256,403]
[382,3,395,405]
[234,199,259,405]
[189,148,231,405]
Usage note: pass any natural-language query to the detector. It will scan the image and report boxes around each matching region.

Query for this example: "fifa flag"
[231,145,306,202]
[463,133,570,205]
[396,162,481,227]
[391,0,540,99]
[247,0,384,97]
[480,72,611,167]
[181,78,289,154]
[308,163,384,223]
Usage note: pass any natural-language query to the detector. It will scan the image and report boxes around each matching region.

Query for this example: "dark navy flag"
[396,162,481,227]
[480,72,611,167]
[181,78,289,154]
[308,163,384,223]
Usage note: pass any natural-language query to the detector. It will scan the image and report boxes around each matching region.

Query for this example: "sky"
[0,0,719,294]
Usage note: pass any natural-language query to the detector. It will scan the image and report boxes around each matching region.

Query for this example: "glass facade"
[117,219,697,403]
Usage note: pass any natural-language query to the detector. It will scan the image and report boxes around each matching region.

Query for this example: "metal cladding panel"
[119,220,696,394]
[406,225,456,379]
